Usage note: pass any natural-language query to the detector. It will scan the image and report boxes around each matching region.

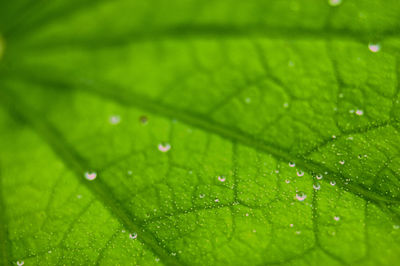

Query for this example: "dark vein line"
[0,166,12,266]
[0,90,184,266]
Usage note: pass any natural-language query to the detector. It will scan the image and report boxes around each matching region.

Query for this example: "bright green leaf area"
[1,0,400,265]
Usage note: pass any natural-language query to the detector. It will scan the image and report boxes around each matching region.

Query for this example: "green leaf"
[1,0,400,265]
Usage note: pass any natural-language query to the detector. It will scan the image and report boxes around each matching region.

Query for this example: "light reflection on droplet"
[330,180,336,186]
[368,43,380,53]
[334,216,340,221]
[328,0,342,6]
[355,109,364,116]
[289,162,296,167]
[17,262,24,266]
[129,233,138,239]
[316,174,323,180]
[158,143,171,152]
[339,160,345,165]
[218,175,226,182]
[199,194,205,198]
[109,115,121,125]
[296,170,304,177]
[296,192,307,201]
[313,183,321,190]
[84,171,97,181]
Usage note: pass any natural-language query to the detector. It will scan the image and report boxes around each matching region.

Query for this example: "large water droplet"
[296,192,307,201]
[368,43,380,53]
[158,143,171,152]
[289,162,296,167]
[218,175,226,182]
[84,171,97,181]
[129,233,138,239]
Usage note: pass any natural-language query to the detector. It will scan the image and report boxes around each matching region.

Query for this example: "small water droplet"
[283,102,289,108]
[17,262,24,266]
[289,162,296,167]
[285,179,290,184]
[296,192,307,201]
[332,135,336,139]
[217,175,226,182]
[393,225,399,230]
[139,115,148,124]
[129,233,137,239]
[368,43,380,53]
[171,252,176,256]
[199,194,205,198]
[48,250,52,254]
[245,213,249,217]
[330,180,336,186]
[296,170,304,177]
[215,198,220,202]
[339,160,345,165]
[355,109,364,116]
[127,170,132,175]
[109,115,121,125]
[316,174,323,180]
[334,216,340,221]
[313,183,321,190]
[328,0,342,6]
[155,258,160,262]
[295,231,301,235]
[290,223,294,227]
[84,171,97,181]
[158,143,171,152]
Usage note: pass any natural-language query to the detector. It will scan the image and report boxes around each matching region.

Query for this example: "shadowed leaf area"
[1,0,400,265]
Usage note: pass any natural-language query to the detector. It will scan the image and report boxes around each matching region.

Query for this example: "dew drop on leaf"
[296,170,304,177]
[355,109,364,116]
[334,216,340,221]
[17,262,24,266]
[330,180,336,186]
[218,175,226,182]
[296,192,307,201]
[368,43,381,53]
[313,183,321,190]
[109,115,121,125]
[339,160,345,165]
[316,174,323,180]
[289,162,296,167]
[199,193,205,198]
[328,0,342,6]
[84,171,97,181]
[393,225,399,230]
[129,233,137,239]
[158,143,171,152]
[285,179,290,184]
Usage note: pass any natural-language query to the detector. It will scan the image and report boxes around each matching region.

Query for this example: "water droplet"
[48,250,52,254]
[158,143,171,152]
[332,135,336,139]
[334,216,340,221]
[199,194,205,198]
[155,258,160,262]
[316,174,323,180]
[217,175,226,182]
[285,179,290,184]
[295,231,301,235]
[289,162,296,167]
[393,225,399,230]
[283,102,289,108]
[313,183,321,190]
[355,109,364,116]
[296,170,304,177]
[368,43,380,53]
[215,198,220,202]
[339,160,345,165]
[290,224,294,227]
[328,0,342,6]
[84,171,97,181]
[171,252,176,256]
[245,213,249,217]
[129,233,137,239]
[330,180,336,186]
[109,115,121,125]
[296,192,307,201]
[17,262,24,266]
[127,170,132,175]
[139,115,148,124]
